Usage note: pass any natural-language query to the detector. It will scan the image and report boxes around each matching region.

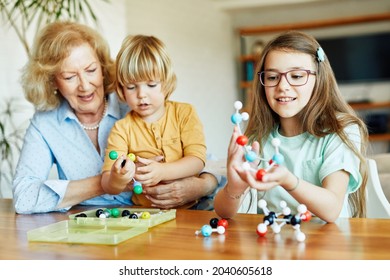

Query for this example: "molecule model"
[109,150,143,195]
[195,217,228,237]
[231,101,285,181]
[256,199,312,242]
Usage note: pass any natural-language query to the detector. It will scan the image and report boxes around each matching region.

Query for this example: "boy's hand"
[108,155,136,193]
[134,156,164,187]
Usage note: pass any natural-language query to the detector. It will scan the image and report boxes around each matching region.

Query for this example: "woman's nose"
[78,74,92,91]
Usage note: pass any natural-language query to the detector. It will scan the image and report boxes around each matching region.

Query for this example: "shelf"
[239,55,256,62]
[349,101,390,110]
[369,134,390,142]
[240,81,253,89]
[238,13,390,36]
[350,102,390,142]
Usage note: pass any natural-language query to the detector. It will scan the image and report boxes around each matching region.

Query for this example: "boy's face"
[123,80,165,123]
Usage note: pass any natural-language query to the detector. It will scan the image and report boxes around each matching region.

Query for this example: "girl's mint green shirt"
[238,124,362,218]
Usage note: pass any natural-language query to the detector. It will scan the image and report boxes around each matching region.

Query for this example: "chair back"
[366,158,390,218]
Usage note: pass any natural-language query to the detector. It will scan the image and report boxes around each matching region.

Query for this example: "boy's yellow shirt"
[102,101,207,208]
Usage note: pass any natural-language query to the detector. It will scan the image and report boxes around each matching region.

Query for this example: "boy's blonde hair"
[115,35,177,102]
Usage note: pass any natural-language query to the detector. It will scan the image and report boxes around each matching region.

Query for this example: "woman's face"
[54,43,105,116]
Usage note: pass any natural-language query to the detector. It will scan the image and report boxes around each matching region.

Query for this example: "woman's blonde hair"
[115,35,177,102]
[247,30,369,218]
[21,21,115,111]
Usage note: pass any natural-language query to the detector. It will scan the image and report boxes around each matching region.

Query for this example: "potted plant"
[1,0,108,56]
[0,98,26,197]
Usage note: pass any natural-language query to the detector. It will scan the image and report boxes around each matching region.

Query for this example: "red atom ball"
[236,135,248,146]
[256,169,267,181]
[217,219,229,229]
[256,225,267,237]
[301,211,312,222]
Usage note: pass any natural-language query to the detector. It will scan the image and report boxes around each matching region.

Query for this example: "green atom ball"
[111,208,120,218]
[133,183,143,195]
[109,150,118,160]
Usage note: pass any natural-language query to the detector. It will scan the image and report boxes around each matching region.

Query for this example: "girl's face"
[263,50,316,127]
[123,80,165,123]
[54,43,105,118]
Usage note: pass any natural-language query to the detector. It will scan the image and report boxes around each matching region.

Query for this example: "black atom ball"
[75,213,87,218]
[95,209,104,217]
[290,216,301,226]
[264,211,276,224]
[122,209,131,217]
[129,213,138,219]
[209,218,219,228]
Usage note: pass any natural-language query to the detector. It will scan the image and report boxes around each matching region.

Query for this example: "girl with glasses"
[215,30,368,222]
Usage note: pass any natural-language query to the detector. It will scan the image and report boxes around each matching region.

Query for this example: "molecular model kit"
[109,150,143,195]
[257,199,311,242]
[27,207,176,245]
[231,101,311,242]
[231,100,284,181]
[195,218,229,237]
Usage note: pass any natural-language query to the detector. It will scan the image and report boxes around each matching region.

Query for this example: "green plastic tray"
[27,220,148,245]
[28,208,176,245]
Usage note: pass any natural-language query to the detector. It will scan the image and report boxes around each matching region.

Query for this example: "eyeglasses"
[258,69,316,87]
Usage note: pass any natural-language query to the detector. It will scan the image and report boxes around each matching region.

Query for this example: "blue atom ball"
[201,225,212,237]
[272,154,284,165]
[230,113,242,125]
[245,151,257,162]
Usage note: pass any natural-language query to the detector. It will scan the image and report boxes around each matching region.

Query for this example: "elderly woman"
[13,21,219,214]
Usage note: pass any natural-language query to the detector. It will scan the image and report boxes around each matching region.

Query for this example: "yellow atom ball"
[127,153,136,162]
[141,211,151,219]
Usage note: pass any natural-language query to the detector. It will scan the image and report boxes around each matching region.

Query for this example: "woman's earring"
[54,89,58,95]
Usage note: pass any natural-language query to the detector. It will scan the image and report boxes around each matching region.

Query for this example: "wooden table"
[1,198,390,260]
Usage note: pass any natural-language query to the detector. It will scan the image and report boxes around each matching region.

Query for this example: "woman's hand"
[142,173,217,209]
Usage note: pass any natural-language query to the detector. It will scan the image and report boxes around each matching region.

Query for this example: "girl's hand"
[226,126,260,195]
[236,164,296,192]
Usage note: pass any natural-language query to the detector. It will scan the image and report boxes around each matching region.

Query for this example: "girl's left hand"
[235,164,296,192]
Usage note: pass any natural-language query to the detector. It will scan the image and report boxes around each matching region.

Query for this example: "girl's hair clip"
[316,47,325,62]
